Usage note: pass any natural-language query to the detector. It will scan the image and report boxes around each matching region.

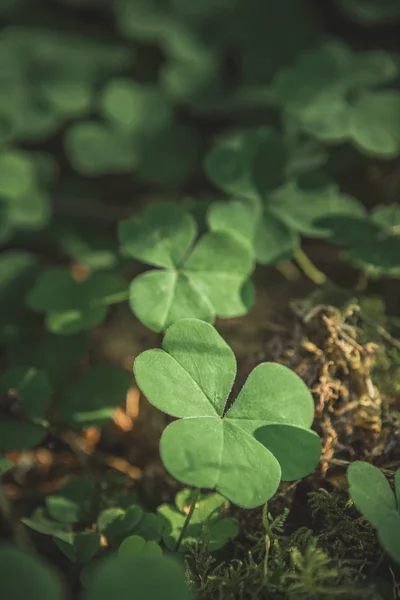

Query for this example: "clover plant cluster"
[1,0,400,598]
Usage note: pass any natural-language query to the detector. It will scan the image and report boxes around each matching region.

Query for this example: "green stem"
[294,248,327,285]
[174,488,201,553]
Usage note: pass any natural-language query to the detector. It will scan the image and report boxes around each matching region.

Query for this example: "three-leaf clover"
[158,489,239,552]
[348,461,400,564]
[271,40,400,157]
[118,203,255,332]
[134,318,321,508]
[26,268,128,335]
[205,127,365,265]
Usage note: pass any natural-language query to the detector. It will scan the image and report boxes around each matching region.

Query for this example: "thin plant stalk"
[294,248,327,285]
[174,488,201,552]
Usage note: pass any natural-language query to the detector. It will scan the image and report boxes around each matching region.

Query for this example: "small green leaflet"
[271,40,400,157]
[26,268,128,335]
[118,203,255,332]
[134,318,321,508]
[348,461,400,564]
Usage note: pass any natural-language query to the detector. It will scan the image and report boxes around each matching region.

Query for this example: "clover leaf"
[118,535,163,559]
[348,462,400,564]
[58,364,132,427]
[157,489,239,552]
[118,203,254,332]
[22,505,101,564]
[84,554,191,600]
[318,205,400,277]
[0,545,65,600]
[271,40,399,157]
[97,506,143,539]
[205,127,365,264]
[45,478,99,525]
[26,268,128,335]
[134,318,320,508]
[0,367,52,452]
[0,150,51,241]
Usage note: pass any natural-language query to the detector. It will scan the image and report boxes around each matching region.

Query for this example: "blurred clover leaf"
[97,505,143,539]
[58,364,132,427]
[0,545,65,600]
[271,40,400,157]
[317,204,400,277]
[0,455,14,476]
[0,149,51,242]
[348,462,400,564]
[118,535,163,559]
[23,505,101,564]
[84,554,191,600]
[0,251,40,343]
[46,478,99,526]
[26,268,128,335]
[157,489,239,552]
[337,0,400,24]
[8,331,89,387]
[134,318,320,508]
[205,127,365,265]
[0,367,52,451]
[118,202,255,332]
[66,85,199,186]
[0,28,132,143]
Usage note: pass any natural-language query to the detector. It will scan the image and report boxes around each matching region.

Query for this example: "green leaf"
[0,545,65,600]
[54,531,101,564]
[22,507,71,542]
[118,535,163,559]
[121,205,254,332]
[84,555,191,600]
[135,319,319,508]
[0,455,14,476]
[0,367,52,452]
[100,79,173,135]
[97,506,144,538]
[133,512,164,543]
[348,461,396,529]
[204,128,287,201]
[395,470,400,509]
[65,121,137,175]
[158,490,238,552]
[27,269,128,335]
[207,198,260,246]
[118,203,197,268]
[269,181,366,238]
[378,511,400,564]
[58,364,132,427]
[272,40,399,155]
[46,478,99,525]
[0,151,35,199]
[0,367,52,421]
[255,211,299,265]
[350,91,400,158]
[0,251,40,343]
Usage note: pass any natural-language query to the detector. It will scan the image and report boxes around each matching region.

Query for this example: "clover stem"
[276,260,302,282]
[294,248,327,285]
[174,488,201,553]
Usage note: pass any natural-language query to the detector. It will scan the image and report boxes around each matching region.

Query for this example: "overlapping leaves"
[26,268,128,335]
[271,40,400,157]
[205,127,365,265]
[134,318,321,508]
[118,203,254,332]
[157,489,239,552]
[0,367,52,451]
